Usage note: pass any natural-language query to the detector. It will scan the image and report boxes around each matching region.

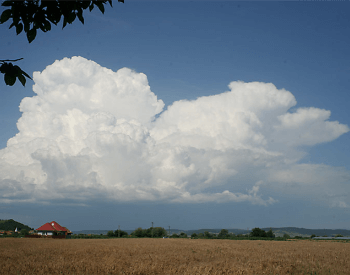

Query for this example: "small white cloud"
[0,56,349,207]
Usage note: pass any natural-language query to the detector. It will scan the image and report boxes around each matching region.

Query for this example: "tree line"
[103,227,278,239]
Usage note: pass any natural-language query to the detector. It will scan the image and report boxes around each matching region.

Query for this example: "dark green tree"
[310,234,316,238]
[131,227,145,238]
[20,229,29,236]
[170,233,179,238]
[204,231,213,239]
[107,230,114,237]
[114,229,128,238]
[250,227,267,238]
[179,232,187,238]
[0,0,124,86]
[149,227,167,238]
[218,229,229,239]
[283,233,291,239]
[191,233,198,239]
[266,229,275,238]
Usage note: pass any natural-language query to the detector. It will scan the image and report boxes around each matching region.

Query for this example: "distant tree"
[266,229,275,238]
[130,227,166,238]
[170,233,179,238]
[179,232,187,238]
[20,229,29,236]
[218,229,229,239]
[131,227,145,238]
[335,234,343,237]
[310,234,316,238]
[0,0,124,86]
[191,233,198,239]
[294,236,302,239]
[107,230,114,237]
[114,230,128,238]
[250,228,267,238]
[150,227,167,238]
[198,233,204,238]
[283,233,291,239]
[204,231,213,239]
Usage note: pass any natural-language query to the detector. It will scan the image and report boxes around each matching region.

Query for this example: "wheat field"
[0,238,349,274]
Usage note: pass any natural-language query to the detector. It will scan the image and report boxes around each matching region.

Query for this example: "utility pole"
[152,222,154,238]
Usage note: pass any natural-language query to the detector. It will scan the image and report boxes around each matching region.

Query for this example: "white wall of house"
[38,231,53,235]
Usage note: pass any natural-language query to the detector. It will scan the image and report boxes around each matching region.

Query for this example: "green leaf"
[13,65,23,77]
[21,70,32,80]
[95,2,105,14]
[41,20,51,32]
[4,73,16,86]
[62,16,68,29]
[27,28,37,43]
[66,12,76,24]
[77,9,84,24]
[18,74,26,86]
[81,1,91,9]
[0,9,12,24]
[1,1,13,7]
[16,23,23,35]
[0,64,5,74]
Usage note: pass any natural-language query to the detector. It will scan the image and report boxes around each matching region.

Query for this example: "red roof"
[36,221,68,232]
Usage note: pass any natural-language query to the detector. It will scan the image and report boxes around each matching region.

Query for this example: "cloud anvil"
[0,57,348,207]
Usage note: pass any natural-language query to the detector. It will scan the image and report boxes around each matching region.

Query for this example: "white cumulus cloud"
[0,56,349,207]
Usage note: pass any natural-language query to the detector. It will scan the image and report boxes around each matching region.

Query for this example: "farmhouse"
[36,221,72,236]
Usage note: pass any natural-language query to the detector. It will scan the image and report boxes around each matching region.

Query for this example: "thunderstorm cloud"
[0,57,349,207]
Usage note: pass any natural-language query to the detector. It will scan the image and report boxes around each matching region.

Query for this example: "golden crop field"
[1,238,349,275]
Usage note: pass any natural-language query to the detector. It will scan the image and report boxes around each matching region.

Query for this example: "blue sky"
[0,1,350,231]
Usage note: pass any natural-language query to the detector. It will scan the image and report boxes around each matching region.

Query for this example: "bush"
[250,228,267,238]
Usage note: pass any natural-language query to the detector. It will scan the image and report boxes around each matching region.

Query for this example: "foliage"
[283,233,291,239]
[130,227,167,238]
[310,234,316,238]
[191,233,198,239]
[0,58,32,86]
[250,228,267,238]
[0,0,124,86]
[107,230,114,237]
[204,231,213,239]
[266,229,275,238]
[0,219,32,231]
[170,233,179,238]
[218,229,229,239]
[114,229,128,237]
[335,234,343,237]
[249,228,275,238]
[179,232,187,238]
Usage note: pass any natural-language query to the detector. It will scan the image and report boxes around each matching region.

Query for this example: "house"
[36,221,72,236]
